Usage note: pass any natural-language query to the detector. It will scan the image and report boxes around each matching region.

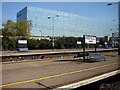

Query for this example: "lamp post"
[110,28,115,48]
[39,30,42,40]
[107,2,120,55]
[39,30,42,37]
[48,15,59,51]
[110,29,114,48]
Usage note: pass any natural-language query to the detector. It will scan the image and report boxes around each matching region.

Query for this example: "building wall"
[29,36,50,40]
[17,7,27,21]
[17,6,118,37]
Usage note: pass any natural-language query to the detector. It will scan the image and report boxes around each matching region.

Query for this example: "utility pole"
[118,1,120,55]
[48,15,59,51]
[52,17,55,50]
[107,1,120,55]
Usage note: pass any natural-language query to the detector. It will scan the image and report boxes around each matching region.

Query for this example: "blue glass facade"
[17,6,118,37]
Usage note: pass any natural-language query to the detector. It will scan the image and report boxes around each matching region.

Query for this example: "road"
[1,52,119,89]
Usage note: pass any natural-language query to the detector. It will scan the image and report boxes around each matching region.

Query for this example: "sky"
[1,1,119,37]
[2,2,118,23]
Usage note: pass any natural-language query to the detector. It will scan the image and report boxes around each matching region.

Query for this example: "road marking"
[0,62,119,87]
[56,70,120,89]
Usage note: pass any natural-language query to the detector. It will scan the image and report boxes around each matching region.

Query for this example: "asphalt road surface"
[1,48,118,56]
[1,52,119,89]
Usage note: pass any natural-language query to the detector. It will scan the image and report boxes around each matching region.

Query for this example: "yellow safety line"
[0,62,119,87]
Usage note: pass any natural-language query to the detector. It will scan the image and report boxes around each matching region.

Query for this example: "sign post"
[85,35,96,44]
[77,41,82,49]
[17,39,28,52]
[83,35,96,62]
[77,41,82,45]
[83,35,85,62]
[95,44,97,53]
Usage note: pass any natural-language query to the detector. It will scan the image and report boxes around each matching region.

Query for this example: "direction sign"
[85,35,96,44]
[18,40,27,44]
[77,41,82,44]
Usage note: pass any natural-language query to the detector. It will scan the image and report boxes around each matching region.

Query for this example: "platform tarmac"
[1,51,120,89]
[1,48,118,57]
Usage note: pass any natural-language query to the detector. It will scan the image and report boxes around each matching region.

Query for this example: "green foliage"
[9,38,17,50]
[2,38,10,50]
[28,39,39,50]
[1,19,32,38]
[27,39,52,50]
[16,19,27,36]
[2,37,17,51]
[2,37,84,51]
[63,37,77,48]
[2,20,16,38]
[55,40,65,49]
[16,19,32,38]
[39,39,52,49]
[1,19,32,51]
[55,37,82,49]
[1,19,84,50]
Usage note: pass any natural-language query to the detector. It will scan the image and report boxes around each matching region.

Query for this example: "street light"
[107,2,120,55]
[110,29,114,48]
[110,20,116,48]
[48,15,59,51]
[39,30,42,37]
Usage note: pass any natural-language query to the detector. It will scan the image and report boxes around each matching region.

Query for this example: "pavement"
[1,51,120,89]
[1,48,118,56]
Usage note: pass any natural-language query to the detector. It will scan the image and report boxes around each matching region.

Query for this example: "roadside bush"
[39,39,52,49]
[28,39,40,50]
[2,37,17,51]
[2,37,84,51]
[55,40,65,49]
[9,38,17,50]
[2,38,10,51]
[59,37,78,49]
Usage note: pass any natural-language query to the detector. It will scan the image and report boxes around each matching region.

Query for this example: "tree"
[55,40,64,49]
[1,19,32,39]
[39,39,52,49]
[15,19,32,38]
[1,19,32,51]
[27,20,32,38]
[28,39,39,50]
[59,37,77,49]
[2,20,16,38]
